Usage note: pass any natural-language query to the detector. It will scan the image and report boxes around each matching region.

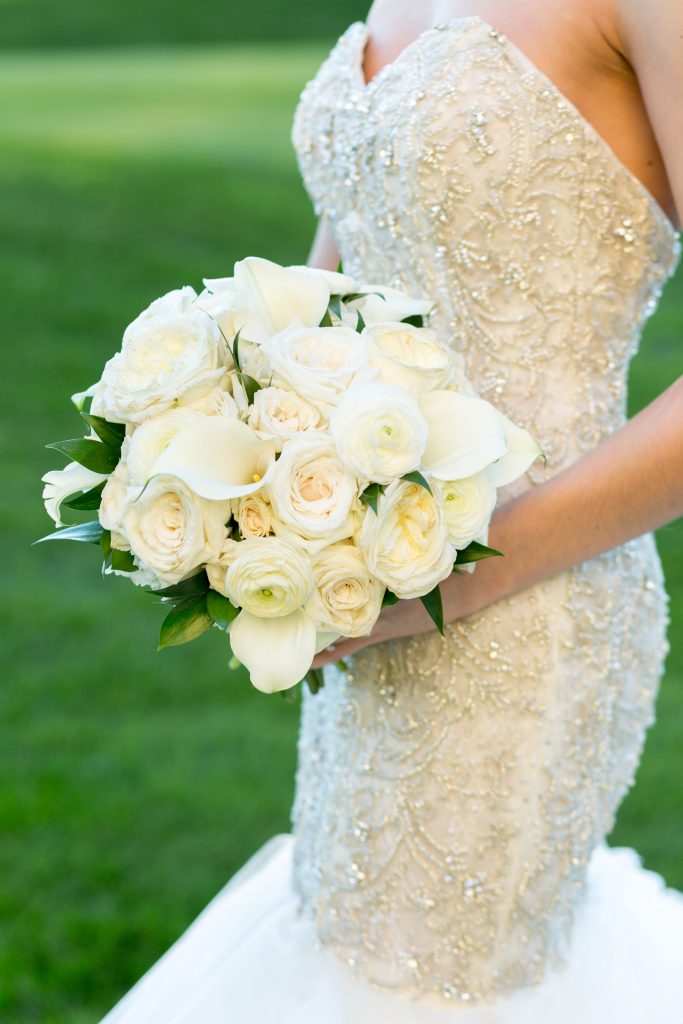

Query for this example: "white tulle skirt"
[100,836,683,1024]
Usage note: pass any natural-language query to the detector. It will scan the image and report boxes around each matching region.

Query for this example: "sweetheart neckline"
[344,17,679,242]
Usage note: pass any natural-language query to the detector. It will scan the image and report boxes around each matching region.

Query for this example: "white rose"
[346,284,433,325]
[183,377,239,418]
[99,461,132,549]
[267,432,357,540]
[248,386,322,450]
[236,493,273,539]
[305,542,384,637]
[264,323,371,410]
[206,538,241,596]
[98,287,227,424]
[121,474,229,586]
[226,537,314,617]
[125,408,207,485]
[330,382,428,485]
[434,473,497,549]
[367,322,451,393]
[359,480,455,599]
[198,257,335,345]
[42,462,107,525]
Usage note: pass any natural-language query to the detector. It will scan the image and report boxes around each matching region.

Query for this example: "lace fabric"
[290,18,681,1004]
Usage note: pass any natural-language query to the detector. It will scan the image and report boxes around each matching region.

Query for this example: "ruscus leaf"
[158,595,213,650]
[46,438,119,474]
[62,481,106,511]
[80,413,126,452]
[35,520,104,545]
[455,541,504,566]
[401,471,432,493]
[420,584,445,636]
[206,590,239,630]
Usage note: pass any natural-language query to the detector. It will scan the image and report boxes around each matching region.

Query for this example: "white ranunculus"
[267,432,358,540]
[248,386,322,450]
[121,474,229,586]
[226,537,314,618]
[367,322,451,394]
[305,542,384,637]
[41,462,108,526]
[487,414,543,486]
[199,257,333,345]
[235,493,273,539]
[264,322,371,410]
[419,390,508,480]
[330,383,428,484]
[434,472,498,550]
[346,284,433,326]
[98,287,227,425]
[229,607,317,693]
[125,408,207,486]
[359,480,455,599]
[150,417,277,501]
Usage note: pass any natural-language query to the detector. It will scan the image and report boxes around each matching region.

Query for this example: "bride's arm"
[307,219,340,273]
[312,379,683,665]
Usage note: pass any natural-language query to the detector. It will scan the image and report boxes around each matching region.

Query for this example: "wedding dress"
[101,18,683,1023]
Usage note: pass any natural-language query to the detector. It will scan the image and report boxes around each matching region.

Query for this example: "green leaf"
[238,371,262,405]
[355,309,366,333]
[328,295,343,320]
[81,413,125,452]
[420,584,445,637]
[401,314,425,328]
[402,471,432,493]
[342,290,385,303]
[62,481,106,511]
[455,541,504,566]
[305,668,325,695]
[336,260,344,274]
[158,595,213,650]
[232,327,243,371]
[111,548,136,572]
[206,590,239,630]
[46,438,118,474]
[382,589,400,607]
[319,309,333,328]
[360,482,384,515]
[100,529,112,559]
[145,570,210,599]
[35,520,104,545]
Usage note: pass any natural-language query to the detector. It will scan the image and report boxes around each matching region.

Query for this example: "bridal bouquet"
[39,258,540,693]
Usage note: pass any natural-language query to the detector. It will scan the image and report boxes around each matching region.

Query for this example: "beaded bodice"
[290,17,680,1007]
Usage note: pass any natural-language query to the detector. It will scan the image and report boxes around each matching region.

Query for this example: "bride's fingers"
[311,636,369,669]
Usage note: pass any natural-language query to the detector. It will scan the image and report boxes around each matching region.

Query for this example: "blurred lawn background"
[0,3,681,1021]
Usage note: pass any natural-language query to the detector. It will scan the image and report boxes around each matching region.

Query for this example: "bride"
[102,0,683,1020]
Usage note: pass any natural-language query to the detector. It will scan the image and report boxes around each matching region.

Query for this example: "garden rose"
[359,480,455,599]
[306,542,384,637]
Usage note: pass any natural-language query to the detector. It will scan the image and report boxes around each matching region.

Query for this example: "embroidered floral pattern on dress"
[290,18,680,1005]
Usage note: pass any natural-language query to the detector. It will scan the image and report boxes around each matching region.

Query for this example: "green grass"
[0,0,368,49]
[0,43,681,1024]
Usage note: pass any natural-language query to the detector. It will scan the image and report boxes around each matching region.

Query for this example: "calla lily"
[487,415,543,486]
[205,258,331,344]
[150,417,276,500]
[419,391,508,480]
[229,607,317,693]
[42,462,108,525]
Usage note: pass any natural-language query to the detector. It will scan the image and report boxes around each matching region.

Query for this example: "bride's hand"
[311,596,438,668]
